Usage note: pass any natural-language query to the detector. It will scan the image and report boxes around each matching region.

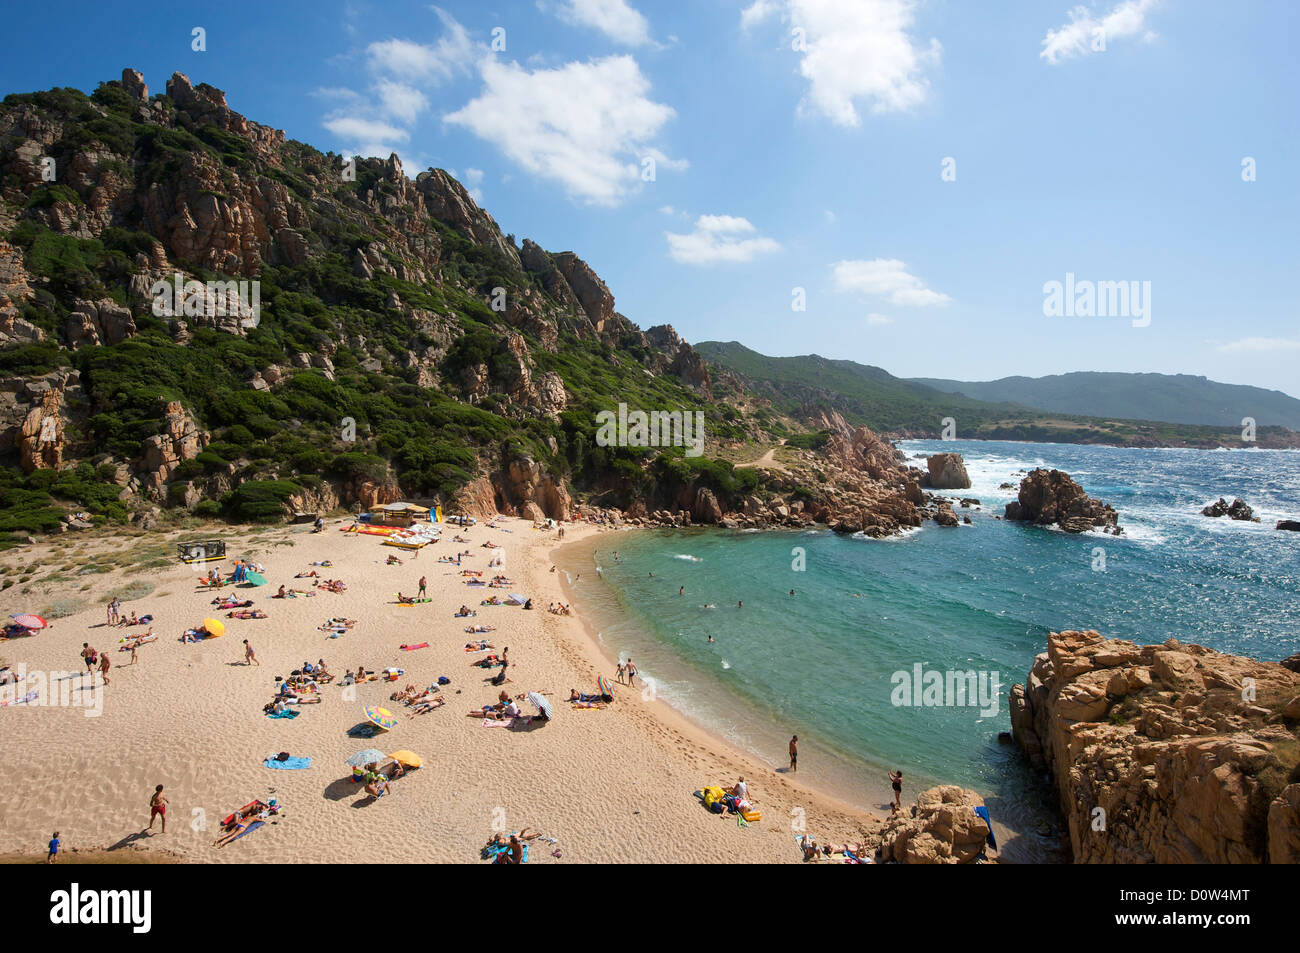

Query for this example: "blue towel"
[973,805,997,851]
[266,709,299,719]
[264,756,312,769]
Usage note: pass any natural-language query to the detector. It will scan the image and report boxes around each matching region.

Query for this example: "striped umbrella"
[11,614,46,629]
[596,676,614,697]
[526,692,553,719]
[364,705,397,730]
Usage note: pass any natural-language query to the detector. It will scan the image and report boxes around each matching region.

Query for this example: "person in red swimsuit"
[148,784,168,833]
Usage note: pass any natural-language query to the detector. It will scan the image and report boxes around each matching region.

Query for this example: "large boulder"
[1004,468,1119,533]
[877,786,994,864]
[925,453,971,489]
[1202,497,1259,522]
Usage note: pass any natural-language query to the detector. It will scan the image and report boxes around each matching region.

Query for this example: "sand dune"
[0,516,878,863]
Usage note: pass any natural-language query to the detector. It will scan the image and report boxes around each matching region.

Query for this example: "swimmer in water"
[738,600,743,609]
[679,586,684,596]
[707,635,715,643]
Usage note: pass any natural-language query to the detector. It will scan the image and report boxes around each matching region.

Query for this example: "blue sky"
[4,0,1298,395]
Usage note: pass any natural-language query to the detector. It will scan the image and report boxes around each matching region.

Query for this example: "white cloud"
[445,55,682,206]
[831,258,950,307]
[666,215,781,265]
[866,312,892,325]
[742,0,941,125]
[549,0,652,46]
[1216,337,1300,353]
[366,9,476,82]
[323,9,480,159]
[373,80,429,123]
[740,0,782,30]
[1041,0,1158,65]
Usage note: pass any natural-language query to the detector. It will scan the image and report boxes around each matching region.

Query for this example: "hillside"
[0,69,796,545]
[699,342,1300,448]
[908,372,1300,429]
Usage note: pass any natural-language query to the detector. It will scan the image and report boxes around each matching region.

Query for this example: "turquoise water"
[559,441,1300,860]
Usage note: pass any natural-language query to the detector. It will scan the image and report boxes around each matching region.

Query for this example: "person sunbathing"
[386,555,402,565]
[464,625,495,634]
[408,695,445,714]
[214,808,261,847]
[455,606,476,618]
[227,609,267,619]
[481,596,501,606]
[465,640,494,650]
[396,592,413,604]
[294,571,318,578]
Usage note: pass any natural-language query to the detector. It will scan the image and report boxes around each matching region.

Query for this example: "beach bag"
[437,675,451,685]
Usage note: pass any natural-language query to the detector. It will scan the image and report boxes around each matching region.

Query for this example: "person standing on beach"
[98,651,111,685]
[47,831,60,864]
[149,785,168,833]
[80,643,96,676]
[418,575,427,599]
[889,770,903,812]
[243,640,260,666]
[616,662,626,685]
[625,658,638,688]
[789,735,798,773]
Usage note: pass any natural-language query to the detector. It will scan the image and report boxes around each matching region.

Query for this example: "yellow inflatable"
[701,785,726,809]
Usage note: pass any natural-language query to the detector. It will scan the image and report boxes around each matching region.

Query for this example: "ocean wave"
[672,554,702,562]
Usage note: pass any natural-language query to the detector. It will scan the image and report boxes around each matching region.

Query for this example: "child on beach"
[47,831,59,864]
[243,640,260,666]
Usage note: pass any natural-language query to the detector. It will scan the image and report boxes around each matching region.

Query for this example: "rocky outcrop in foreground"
[876,785,995,864]
[1010,629,1300,864]
[1004,468,1120,534]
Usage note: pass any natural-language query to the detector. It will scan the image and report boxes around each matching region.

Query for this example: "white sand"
[0,516,880,863]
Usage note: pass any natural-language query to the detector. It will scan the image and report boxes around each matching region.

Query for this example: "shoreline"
[548,527,1048,861]
[0,516,884,863]
[549,529,899,833]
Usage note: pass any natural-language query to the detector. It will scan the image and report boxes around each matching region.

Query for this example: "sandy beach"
[0,515,882,864]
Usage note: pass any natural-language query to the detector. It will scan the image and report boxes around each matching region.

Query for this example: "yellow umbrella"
[387,750,423,768]
[203,618,225,637]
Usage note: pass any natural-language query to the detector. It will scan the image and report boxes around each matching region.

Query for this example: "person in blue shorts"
[47,831,60,864]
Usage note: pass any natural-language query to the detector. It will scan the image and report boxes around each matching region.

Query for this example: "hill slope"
[698,342,1300,448]
[908,372,1300,429]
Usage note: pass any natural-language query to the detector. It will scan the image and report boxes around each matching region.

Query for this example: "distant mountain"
[906,372,1300,430]
[698,342,1300,448]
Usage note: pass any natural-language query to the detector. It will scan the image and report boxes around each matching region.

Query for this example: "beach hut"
[178,539,226,564]
[368,502,431,528]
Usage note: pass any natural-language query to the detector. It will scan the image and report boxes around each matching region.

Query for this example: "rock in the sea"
[1276,520,1300,532]
[925,452,971,489]
[1004,469,1119,533]
[1010,629,1300,863]
[877,786,995,864]
[1202,497,1259,521]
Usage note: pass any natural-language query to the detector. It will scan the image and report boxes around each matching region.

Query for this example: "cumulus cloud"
[323,7,478,158]
[831,258,950,307]
[548,0,653,46]
[741,0,941,125]
[445,55,683,206]
[665,215,781,265]
[1041,0,1159,65]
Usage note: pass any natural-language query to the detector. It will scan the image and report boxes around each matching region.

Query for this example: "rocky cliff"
[1010,629,1300,863]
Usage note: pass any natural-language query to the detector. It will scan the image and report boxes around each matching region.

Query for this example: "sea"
[555,440,1300,861]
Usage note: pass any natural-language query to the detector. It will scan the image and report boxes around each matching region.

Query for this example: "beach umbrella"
[526,692,553,719]
[11,614,46,629]
[596,676,614,697]
[364,705,397,730]
[387,750,423,768]
[203,618,225,637]
[345,748,387,768]
[245,571,268,587]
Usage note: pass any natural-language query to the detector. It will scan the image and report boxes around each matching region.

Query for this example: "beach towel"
[485,842,530,863]
[263,756,312,769]
[401,642,429,651]
[266,709,299,719]
[973,805,997,851]
[481,717,513,727]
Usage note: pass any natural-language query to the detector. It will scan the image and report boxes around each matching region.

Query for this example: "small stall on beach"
[368,502,431,528]
[178,539,226,564]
